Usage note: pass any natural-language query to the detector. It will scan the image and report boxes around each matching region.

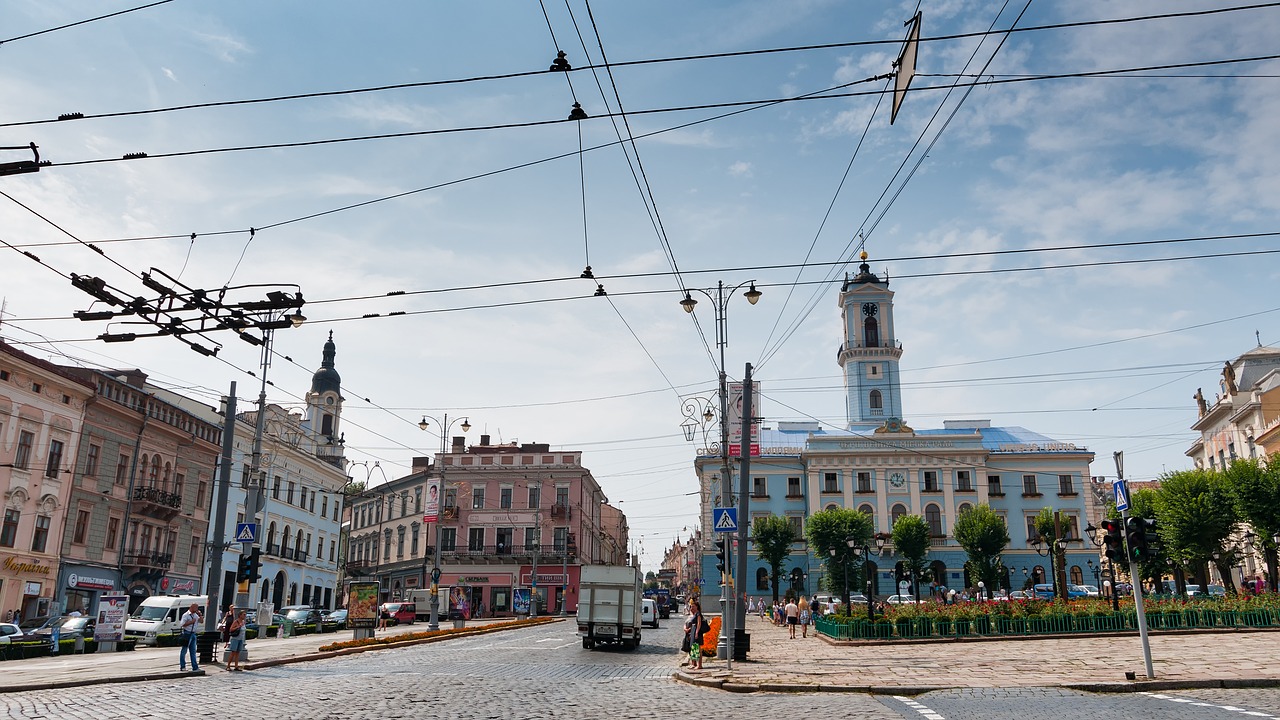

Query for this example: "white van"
[640,598,659,628]
[125,595,208,645]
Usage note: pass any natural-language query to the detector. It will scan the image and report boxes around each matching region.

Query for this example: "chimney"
[480,434,491,446]
[451,436,466,453]
[411,456,432,474]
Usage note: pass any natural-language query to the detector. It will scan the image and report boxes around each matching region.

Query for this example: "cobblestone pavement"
[5,618,1280,719]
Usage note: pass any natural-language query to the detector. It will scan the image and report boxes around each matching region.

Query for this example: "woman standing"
[798,596,811,639]
[226,610,248,671]
[684,598,705,670]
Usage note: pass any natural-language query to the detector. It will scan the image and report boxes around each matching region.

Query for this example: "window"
[73,510,91,544]
[1058,475,1075,495]
[414,488,421,514]
[1022,474,1039,496]
[189,536,201,565]
[1,510,18,547]
[397,526,405,558]
[400,492,407,517]
[384,529,392,560]
[85,444,101,476]
[106,517,120,550]
[1229,442,1237,461]
[273,476,282,500]
[241,466,250,489]
[823,472,839,493]
[556,487,569,507]
[958,503,973,516]
[287,481,296,506]
[32,515,51,552]
[924,504,943,536]
[330,540,336,561]
[869,389,883,415]
[500,487,513,509]
[411,524,419,555]
[322,495,329,518]
[891,503,907,527]
[863,317,879,347]
[858,504,875,528]
[472,487,485,509]
[441,528,457,551]
[174,473,184,501]
[15,430,34,469]
[468,527,485,552]
[752,477,767,497]
[444,488,457,508]
[857,472,872,493]
[116,454,129,485]
[496,527,513,553]
[988,474,1003,495]
[787,477,801,497]
[957,471,972,492]
[787,515,802,538]
[525,526,539,551]
[1064,515,1080,541]
[310,491,316,513]
[195,480,206,508]
[1025,516,1040,544]
[527,486,540,508]
[923,471,939,492]
[756,568,770,591]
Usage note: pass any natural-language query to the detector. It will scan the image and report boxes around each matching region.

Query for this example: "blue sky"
[3,1,1278,569]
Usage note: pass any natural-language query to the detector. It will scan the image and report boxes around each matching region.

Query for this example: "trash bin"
[452,619,466,629]
[197,631,218,664]
[282,619,295,638]
[74,633,85,654]
[733,629,750,661]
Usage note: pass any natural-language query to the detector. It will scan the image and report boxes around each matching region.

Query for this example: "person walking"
[683,598,705,670]
[798,596,811,639]
[178,603,202,673]
[784,597,799,638]
[378,604,390,631]
[226,610,248,671]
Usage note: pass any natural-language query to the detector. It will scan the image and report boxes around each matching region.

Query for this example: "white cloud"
[728,161,753,177]
[161,67,177,82]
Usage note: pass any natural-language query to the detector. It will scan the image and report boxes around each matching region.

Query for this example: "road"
[3,619,1278,719]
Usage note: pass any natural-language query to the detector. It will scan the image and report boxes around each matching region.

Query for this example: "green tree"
[804,508,873,612]
[1154,468,1239,589]
[1227,456,1280,593]
[953,504,1010,600]
[751,515,796,603]
[890,515,930,600]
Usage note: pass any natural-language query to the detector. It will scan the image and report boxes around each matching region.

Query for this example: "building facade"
[56,368,220,614]
[345,436,622,616]
[695,255,1100,603]
[0,342,95,621]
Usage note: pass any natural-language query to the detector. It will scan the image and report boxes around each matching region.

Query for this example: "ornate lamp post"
[1085,523,1120,612]
[679,279,761,660]
[418,414,471,631]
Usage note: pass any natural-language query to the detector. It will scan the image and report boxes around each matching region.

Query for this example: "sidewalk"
[0,617,524,693]
[674,613,1280,694]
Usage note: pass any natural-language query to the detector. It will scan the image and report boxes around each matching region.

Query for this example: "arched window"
[825,503,840,512]
[1070,565,1084,585]
[863,317,879,347]
[321,413,334,437]
[297,529,306,556]
[281,526,292,553]
[139,454,149,484]
[266,522,277,552]
[858,503,876,530]
[756,567,770,591]
[150,455,161,485]
[869,390,883,411]
[891,503,907,527]
[957,503,972,516]
[925,504,943,536]
[1032,565,1046,584]
[162,462,172,491]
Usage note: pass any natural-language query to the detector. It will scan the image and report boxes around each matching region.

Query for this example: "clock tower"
[838,252,904,431]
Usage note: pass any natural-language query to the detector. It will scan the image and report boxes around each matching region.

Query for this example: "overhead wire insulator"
[549,50,571,72]
[568,102,588,121]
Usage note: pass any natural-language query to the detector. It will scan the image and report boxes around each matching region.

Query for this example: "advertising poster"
[423,478,440,524]
[512,588,530,615]
[94,594,129,641]
[727,381,761,457]
[348,581,379,629]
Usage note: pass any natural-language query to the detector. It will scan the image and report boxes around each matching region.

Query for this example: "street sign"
[1113,479,1131,513]
[713,508,738,533]
[235,522,258,544]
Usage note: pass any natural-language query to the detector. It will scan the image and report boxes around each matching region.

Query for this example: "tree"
[804,508,873,612]
[751,515,796,603]
[890,515,930,600]
[953,504,1009,600]
[1032,507,1070,597]
[1155,468,1239,590]
[1227,456,1280,593]
[1127,487,1169,591]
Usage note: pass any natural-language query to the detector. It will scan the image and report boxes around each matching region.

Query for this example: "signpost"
[713,508,738,534]
[1115,451,1154,679]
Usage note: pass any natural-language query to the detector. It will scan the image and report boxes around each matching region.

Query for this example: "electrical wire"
[0,0,176,47]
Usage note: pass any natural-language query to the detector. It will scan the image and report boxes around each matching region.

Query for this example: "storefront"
[1,553,57,623]
[57,563,121,617]
[440,573,514,618]
[520,569,577,616]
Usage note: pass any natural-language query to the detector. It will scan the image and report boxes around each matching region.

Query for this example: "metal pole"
[204,383,236,633]
[531,490,539,619]
[237,325,273,612]
[429,418,447,632]
[732,362,754,662]
[1115,448,1154,680]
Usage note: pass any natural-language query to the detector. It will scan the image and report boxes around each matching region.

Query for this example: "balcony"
[344,560,375,576]
[123,551,172,570]
[441,544,576,564]
[929,536,948,547]
[442,506,459,520]
[131,486,183,520]
[550,504,571,519]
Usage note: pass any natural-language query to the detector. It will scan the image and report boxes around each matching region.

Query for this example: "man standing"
[784,597,799,639]
[179,603,202,673]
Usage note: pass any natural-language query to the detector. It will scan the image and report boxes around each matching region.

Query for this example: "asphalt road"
[3,619,1278,719]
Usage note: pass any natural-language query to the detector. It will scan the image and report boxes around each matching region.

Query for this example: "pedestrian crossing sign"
[235,522,257,544]
[713,508,738,533]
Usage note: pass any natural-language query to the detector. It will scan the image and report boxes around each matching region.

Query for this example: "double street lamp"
[418,414,471,631]
[1030,534,1065,601]
[1085,523,1121,612]
[829,536,878,621]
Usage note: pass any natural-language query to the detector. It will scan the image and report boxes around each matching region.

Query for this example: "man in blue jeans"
[178,603,202,672]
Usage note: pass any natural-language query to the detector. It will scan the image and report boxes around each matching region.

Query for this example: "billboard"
[423,477,440,524]
[727,381,761,457]
[347,581,379,629]
[94,594,129,641]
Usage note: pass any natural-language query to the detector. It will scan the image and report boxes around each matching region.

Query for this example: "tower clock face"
[889,472,906,488]
[862,302,878,317]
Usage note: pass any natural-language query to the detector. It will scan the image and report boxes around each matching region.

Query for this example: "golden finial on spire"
[859,250,868,261]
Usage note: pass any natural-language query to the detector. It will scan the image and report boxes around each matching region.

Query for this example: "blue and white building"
[698,255,1102,602]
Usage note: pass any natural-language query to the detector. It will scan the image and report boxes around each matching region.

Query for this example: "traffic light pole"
[204,383,237,633]
[1123,508,1155,679]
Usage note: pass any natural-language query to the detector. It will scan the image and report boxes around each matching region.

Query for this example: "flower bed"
[815,594,1280,642]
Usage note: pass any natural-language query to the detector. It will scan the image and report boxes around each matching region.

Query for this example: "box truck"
[576,565,642,650]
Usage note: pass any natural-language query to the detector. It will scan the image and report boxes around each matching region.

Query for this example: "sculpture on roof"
[1223,361,1238,395]
[1194,387,1207,418]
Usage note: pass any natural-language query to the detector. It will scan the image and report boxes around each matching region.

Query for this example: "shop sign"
[3,556,52,576]
[520,572,566,586]
[161,577,197,593]
[69,573,115,591]
[23,581,42,596]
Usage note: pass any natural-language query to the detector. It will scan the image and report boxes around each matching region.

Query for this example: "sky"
[2,1,1279,571]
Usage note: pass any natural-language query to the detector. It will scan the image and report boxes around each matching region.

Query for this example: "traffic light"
[714,538,728,582]
[236,547,262,583]
[1101,519,1123,561]
[1126,517,1156,561]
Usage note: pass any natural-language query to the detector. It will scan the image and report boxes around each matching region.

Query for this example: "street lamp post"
[1085,522,1121,612]
[1030,535,1062,600]
[680,279,760,660]
[418,414,471,631]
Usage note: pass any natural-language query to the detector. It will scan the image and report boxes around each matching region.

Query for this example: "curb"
[0,669,207,694]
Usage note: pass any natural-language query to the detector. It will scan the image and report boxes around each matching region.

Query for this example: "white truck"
[576,565,642,650]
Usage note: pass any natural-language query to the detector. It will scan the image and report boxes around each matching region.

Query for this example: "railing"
[440,544,576,561]
[123,551,172,570]
[550,504,570,519]
[929,536,948,547]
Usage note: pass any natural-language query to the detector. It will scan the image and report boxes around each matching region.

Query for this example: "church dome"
[311,331,341,395]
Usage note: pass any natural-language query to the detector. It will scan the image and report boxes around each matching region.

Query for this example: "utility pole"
[204,384,236,634]
[732,363,755,662]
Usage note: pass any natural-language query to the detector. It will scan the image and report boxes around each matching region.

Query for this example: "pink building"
[0,341,95,621]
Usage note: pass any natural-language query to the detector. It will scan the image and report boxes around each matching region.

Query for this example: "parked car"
[322,609,348,629]
[18,616,55,637]
[28,615,96,641]
[280,606,325,626]
[379,602,415,625]
[1033,584,1089,600]
[1080,585,1101,598]
[1206,584,1227,597]
[0,623,23,644]
[885,595,917,605]
[640,598,659,628]
[1006,590,1033,601]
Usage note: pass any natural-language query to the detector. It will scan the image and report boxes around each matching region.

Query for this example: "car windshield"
[56,617,89,631]
[285,609,312,620]
[135,606,171,621]
[19,617,48,630]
